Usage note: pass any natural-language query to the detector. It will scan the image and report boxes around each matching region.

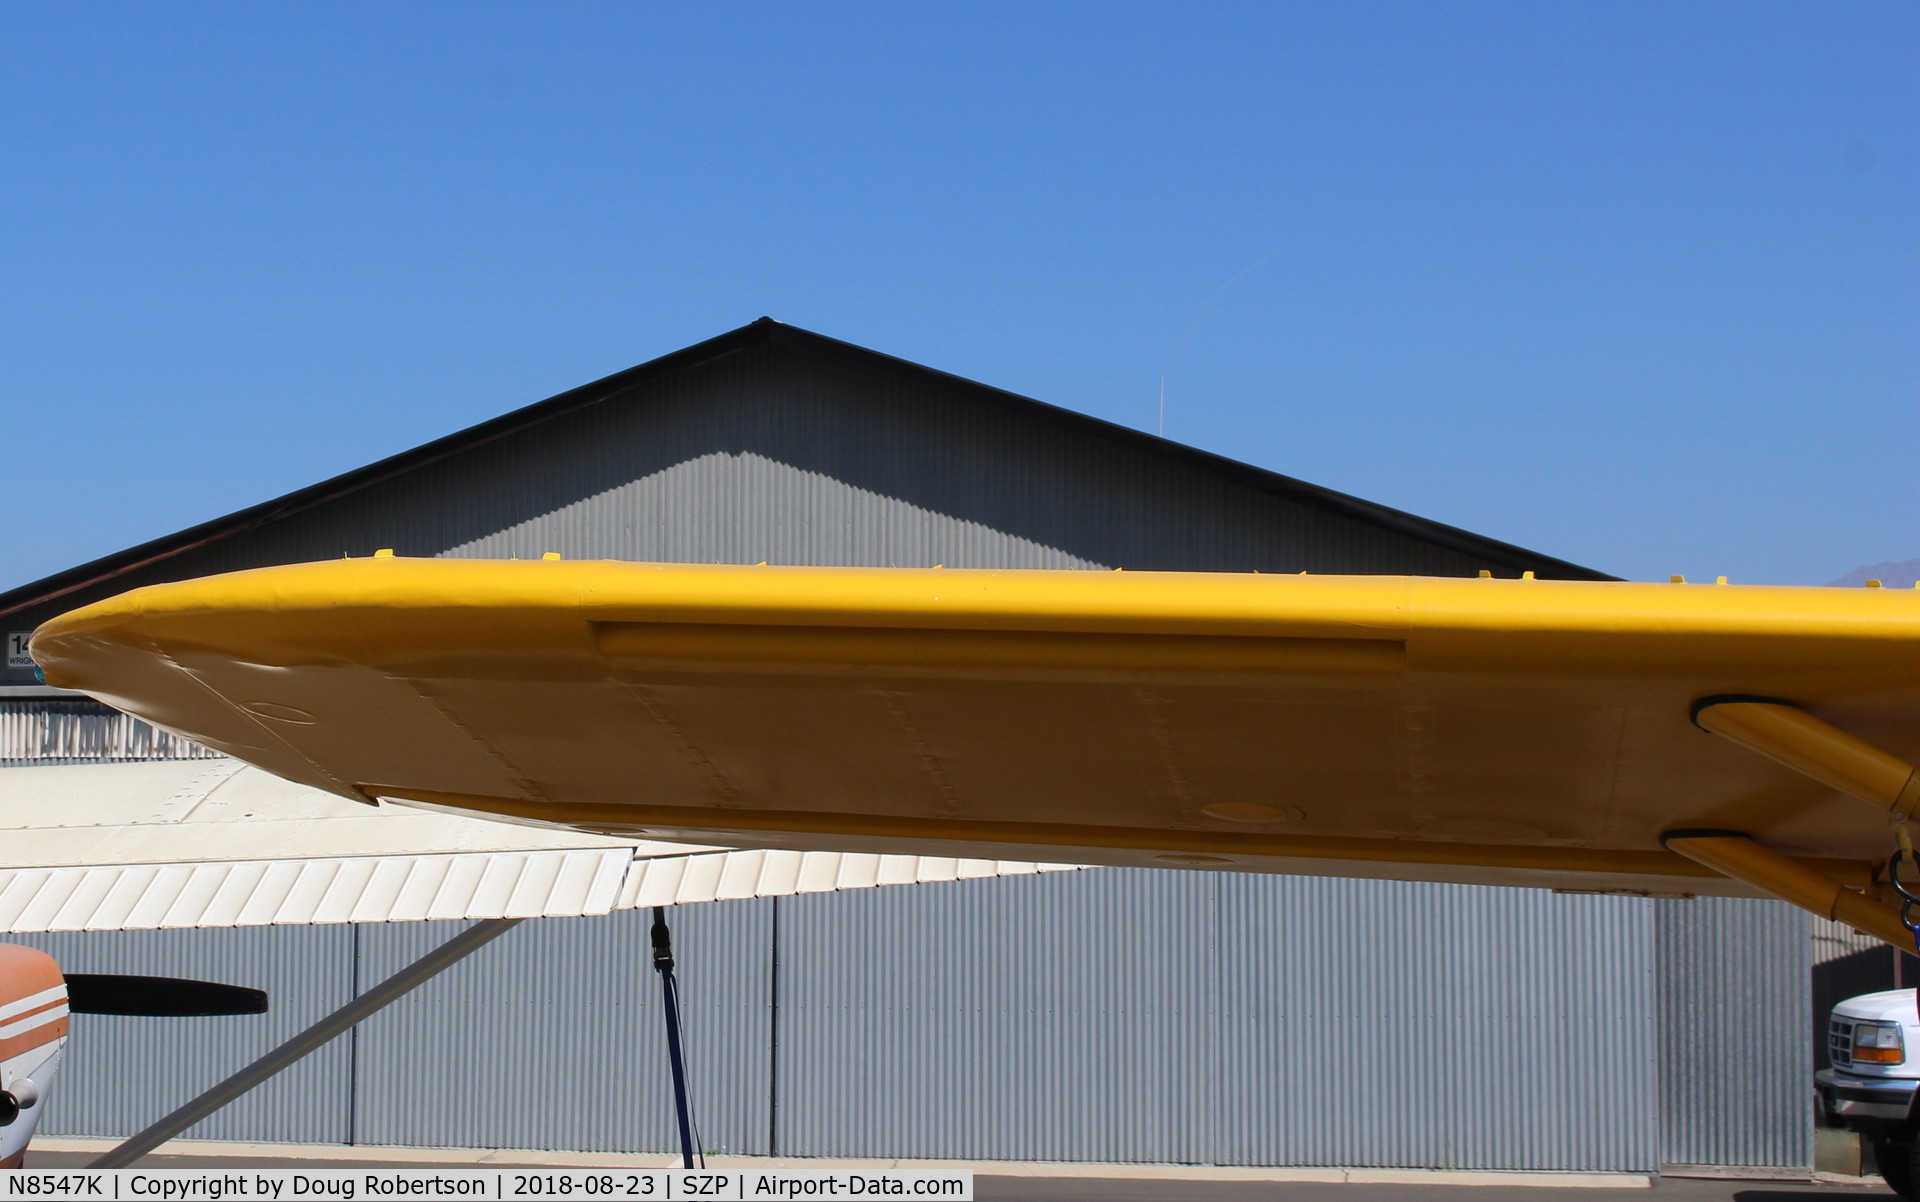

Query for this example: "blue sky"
[2,2,1913,589]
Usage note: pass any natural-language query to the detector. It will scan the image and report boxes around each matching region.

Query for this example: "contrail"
[1159,247,1279,437]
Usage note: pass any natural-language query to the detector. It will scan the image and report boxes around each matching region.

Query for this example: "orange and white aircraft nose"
[0,945,68,1168]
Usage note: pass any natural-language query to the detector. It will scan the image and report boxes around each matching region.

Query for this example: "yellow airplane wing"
[29,557,1920,946]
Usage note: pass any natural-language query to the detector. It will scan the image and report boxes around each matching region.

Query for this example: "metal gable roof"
[0,319,1611,624]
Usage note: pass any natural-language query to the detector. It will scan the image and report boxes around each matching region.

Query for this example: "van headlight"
[1855,1021,1907,1064]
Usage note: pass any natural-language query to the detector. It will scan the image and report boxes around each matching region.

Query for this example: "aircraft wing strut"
[1669,697,1920,951]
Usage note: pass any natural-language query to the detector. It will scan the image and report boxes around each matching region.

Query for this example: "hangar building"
[0,320,1812,1173]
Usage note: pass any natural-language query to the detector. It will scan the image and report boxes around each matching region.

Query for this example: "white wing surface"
[0,761,1079,931]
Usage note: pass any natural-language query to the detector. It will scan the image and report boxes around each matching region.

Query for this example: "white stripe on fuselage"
[0,988,65,1023]
[0,1005,67,1041]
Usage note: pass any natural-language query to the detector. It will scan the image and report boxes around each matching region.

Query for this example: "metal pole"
[650,907,696,1169]
[91,917,524,1169]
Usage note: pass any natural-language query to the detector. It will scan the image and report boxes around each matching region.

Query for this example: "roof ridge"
[1,320,1610,618]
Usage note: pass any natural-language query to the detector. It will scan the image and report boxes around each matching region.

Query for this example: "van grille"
[1831,1018,1855,1068]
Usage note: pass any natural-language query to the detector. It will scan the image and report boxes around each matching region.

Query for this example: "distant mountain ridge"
[1827,559,1920,588]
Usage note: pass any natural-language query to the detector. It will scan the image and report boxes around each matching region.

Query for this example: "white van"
[1820,988,1920,1196]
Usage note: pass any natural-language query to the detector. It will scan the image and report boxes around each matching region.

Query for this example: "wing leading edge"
[28,558,1920,931]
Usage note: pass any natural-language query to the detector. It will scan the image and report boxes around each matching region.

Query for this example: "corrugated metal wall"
[777,871,1658,1171]
[17,872,1683,1171]
[776,870,1221,1164]
[1654,898,1811,1170]
[0,700,221,767]
[1212,877,1655,1172]
[0,335,1817,1168]
[13,926,355,1144]
[353,908,772,1155]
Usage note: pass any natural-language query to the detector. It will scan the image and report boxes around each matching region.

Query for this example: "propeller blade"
[64,974,267,1017]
